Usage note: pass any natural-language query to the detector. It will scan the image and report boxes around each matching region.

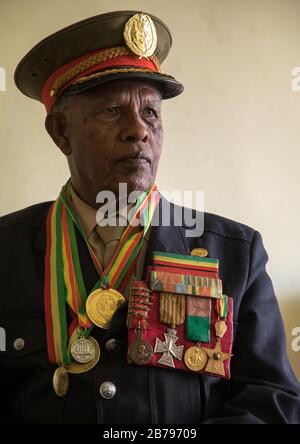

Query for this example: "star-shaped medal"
[202,341,233,377]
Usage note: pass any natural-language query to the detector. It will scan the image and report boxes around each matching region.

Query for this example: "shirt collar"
[70,185,153,244]
[70,186,98,239]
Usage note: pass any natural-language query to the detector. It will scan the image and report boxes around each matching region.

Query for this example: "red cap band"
[41,46,160,113]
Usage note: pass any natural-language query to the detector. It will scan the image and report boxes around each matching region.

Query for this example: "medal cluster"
[126,251,234,379]
[52,287,125,396]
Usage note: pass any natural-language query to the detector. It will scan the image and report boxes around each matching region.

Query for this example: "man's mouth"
[117,154,151,166]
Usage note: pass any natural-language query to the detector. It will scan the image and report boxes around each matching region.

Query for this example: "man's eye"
[105,107,119,114]
[143,108,157,118]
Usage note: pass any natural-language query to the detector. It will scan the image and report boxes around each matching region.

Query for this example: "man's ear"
[45,112,72,156]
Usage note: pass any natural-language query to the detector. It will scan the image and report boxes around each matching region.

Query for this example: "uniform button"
[105,338,121,353]
[99,382,116,400]
[13,338,25,351]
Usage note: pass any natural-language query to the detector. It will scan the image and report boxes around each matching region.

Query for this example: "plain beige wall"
[0,0,299,379]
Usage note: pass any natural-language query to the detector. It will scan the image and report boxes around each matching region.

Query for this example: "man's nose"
[120,112,149,143]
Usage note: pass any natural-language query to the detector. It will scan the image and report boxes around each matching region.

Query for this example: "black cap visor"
[63,69,184,100]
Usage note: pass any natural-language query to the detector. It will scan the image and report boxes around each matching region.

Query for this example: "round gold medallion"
[70,337,96,364]
[86,288,125,329]
[53,366,69,397]
[184,346,208,372]
[67,336,100,374]
[123,13,157,58]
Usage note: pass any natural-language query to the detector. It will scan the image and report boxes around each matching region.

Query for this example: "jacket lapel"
[34,197,193,286]
[142,196,191,279]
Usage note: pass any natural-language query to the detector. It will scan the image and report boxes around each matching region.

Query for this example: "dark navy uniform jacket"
[0,198,299,424]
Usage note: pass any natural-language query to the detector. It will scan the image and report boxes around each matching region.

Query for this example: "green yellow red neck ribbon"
[44,180,160,365]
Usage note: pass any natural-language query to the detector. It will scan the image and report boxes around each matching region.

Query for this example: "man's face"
[58,79,163,205]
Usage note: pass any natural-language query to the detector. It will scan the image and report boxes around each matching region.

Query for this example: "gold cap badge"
[191,248,209,258]
[123,13,157,58]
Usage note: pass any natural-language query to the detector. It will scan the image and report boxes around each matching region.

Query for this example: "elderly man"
[0,10,299,424]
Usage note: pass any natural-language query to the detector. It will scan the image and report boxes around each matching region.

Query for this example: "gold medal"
[67,336,100,374]
[86,288,125,329]
[70,337,96,364]
[123,13,157,58]
[184,345,208,372]
[53,366,69,397]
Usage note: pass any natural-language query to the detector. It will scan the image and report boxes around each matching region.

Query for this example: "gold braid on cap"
[50,46,161,97]
[74,67,155,85]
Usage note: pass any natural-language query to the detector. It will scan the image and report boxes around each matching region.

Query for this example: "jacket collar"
[34,196,192,262]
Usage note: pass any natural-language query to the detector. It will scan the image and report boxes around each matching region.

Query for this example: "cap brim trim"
[63,70,184,100]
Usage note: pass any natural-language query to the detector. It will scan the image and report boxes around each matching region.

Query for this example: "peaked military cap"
[14,10,184,113]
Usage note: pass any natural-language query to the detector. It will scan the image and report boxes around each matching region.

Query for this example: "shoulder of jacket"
[203,211,255,243]
[168,200,256,244]
[0,202,53,230]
